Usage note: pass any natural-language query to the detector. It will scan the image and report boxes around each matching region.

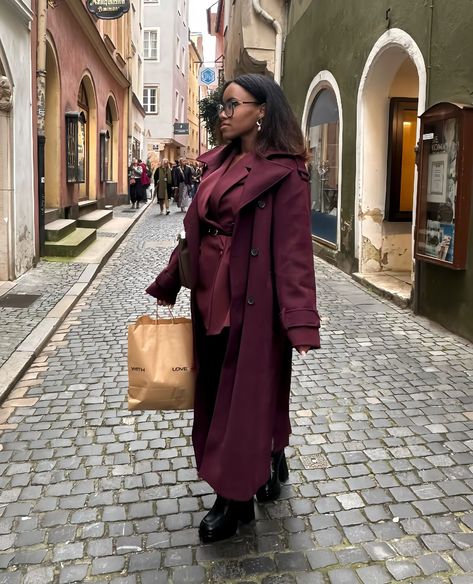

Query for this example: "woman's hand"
[157,299,173,307]
[295,345,311,357]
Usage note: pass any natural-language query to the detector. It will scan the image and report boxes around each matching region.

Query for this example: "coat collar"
[198,144,295,211]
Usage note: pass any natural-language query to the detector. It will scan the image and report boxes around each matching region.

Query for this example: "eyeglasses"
[217,100,261,118]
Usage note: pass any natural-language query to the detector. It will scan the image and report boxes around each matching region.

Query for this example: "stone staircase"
[44,201,113,257]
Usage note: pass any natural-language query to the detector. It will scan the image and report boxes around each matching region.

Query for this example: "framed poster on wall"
[427,152,448,203]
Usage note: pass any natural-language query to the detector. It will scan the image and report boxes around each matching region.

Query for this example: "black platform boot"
[256,450,289,503]
[199,495,255,543]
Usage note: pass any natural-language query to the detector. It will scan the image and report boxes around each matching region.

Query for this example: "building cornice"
[5,0,33,24]
[132,92,146,117]
[65,0,130,89]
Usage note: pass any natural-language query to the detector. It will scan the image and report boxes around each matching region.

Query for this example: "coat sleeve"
[272,160,321,349]
[145,245,181,305]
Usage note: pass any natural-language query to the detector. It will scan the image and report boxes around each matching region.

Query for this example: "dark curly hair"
[220,74,307,159]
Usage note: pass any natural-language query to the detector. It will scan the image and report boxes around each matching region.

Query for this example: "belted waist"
[203,224,233,237]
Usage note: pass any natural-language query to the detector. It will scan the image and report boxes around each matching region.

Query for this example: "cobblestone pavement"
[0,263,85,368]
[1,202,473,584]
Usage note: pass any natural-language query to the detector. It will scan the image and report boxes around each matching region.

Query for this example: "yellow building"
[188,34,203,162]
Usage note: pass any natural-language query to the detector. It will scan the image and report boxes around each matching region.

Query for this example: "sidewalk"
[0,202,151,402]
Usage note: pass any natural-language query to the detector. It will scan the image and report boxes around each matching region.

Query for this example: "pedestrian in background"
[190,162,202,199]
[138,158,151,204]
[154,158,172,215]
[174,158,193,212]
[128,158,142,209]
[146,73,320,543]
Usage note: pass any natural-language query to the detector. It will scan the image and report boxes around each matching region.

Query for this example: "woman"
[146,74,320,543]
[174,158,193,212]
[128,158,142,209]
[154,158,173,215]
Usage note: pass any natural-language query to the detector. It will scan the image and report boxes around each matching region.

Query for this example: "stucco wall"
[283,0,473,341]
[47,2,128,208]
[0,0,35,280]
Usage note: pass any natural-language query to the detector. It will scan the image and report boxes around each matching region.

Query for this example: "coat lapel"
[237,156,292,212]
[198,145,293,212]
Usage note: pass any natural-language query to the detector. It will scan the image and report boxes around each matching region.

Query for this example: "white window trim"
[301,71,344,251]
[175,91,180,121]
[144,28,160,62]
[143,86,159,115]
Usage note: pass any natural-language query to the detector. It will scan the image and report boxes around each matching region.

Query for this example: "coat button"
[250,248,259,257]
[257,199,266,209]
[247,296,255,305]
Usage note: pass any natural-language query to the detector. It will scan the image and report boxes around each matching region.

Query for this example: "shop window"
[386,98,418,221]
[66,111,87,183]
[99,130,110,182]
[307,88,339,246]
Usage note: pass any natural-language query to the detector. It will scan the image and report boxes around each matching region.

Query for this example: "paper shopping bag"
[128,315,195,411]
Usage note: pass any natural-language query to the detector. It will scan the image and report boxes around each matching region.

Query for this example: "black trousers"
[197,328,229,421]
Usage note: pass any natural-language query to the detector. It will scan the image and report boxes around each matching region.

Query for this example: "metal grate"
[0,293,41,308]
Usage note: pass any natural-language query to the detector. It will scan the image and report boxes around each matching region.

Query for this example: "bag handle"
[156,303,175,323]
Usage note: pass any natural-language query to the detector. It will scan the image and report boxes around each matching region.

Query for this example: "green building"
[283,0,473,342]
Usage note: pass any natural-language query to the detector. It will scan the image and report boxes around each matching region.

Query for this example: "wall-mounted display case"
[415,102,473,269]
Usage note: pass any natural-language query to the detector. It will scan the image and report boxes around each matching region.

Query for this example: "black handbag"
[177,232,191,289]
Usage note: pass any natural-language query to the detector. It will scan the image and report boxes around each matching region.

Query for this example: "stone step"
[44,219,77,242]
[78,200,98,217]
[77,210,113,229]
[45,208,61,225]
[44,228,97,257]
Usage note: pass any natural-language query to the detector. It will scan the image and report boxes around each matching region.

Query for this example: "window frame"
[143,28,160,61]
[143,86,159,115]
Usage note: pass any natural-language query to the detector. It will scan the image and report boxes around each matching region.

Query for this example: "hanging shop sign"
[87,0,130,20]
[174,123,189,135]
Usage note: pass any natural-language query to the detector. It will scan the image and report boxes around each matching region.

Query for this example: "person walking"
[146,74,320,543]
[138,158,151,205]
[128,158,142,209]
[154,158,173,215]
[174,158,193,212]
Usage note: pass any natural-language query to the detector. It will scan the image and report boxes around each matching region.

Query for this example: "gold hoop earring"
[256,118,263,132]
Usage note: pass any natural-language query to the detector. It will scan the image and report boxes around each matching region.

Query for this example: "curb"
[0,203,150,405]
[351,272,411,309]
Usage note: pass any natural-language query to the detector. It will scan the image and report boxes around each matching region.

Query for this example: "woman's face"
[219,82,264,142]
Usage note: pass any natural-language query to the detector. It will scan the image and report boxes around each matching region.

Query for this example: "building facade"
[129,0,146,162]
[187,34,203,162]
[283,0,473,341]
[143,0,189,162]
[0,0,35,280]
[43,0,130,220]
[218,0,286,82]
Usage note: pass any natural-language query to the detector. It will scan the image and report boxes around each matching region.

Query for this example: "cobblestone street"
[1,203,473,584]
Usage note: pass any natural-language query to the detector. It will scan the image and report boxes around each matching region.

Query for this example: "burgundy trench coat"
[146,143,321,500]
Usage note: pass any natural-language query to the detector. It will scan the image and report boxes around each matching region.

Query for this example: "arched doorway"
[301,71,343,249]
[45,39,60,209]
[77,74,97,200]
[356,29,426,281]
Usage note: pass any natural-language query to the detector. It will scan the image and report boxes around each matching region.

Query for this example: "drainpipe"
[252,0,283,84]
[413,0,434,313]
[37,0,47,257]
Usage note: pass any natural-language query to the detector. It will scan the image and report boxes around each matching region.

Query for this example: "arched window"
[308,88,339,245]
[77,82,89,186]
[106,103,113,180]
